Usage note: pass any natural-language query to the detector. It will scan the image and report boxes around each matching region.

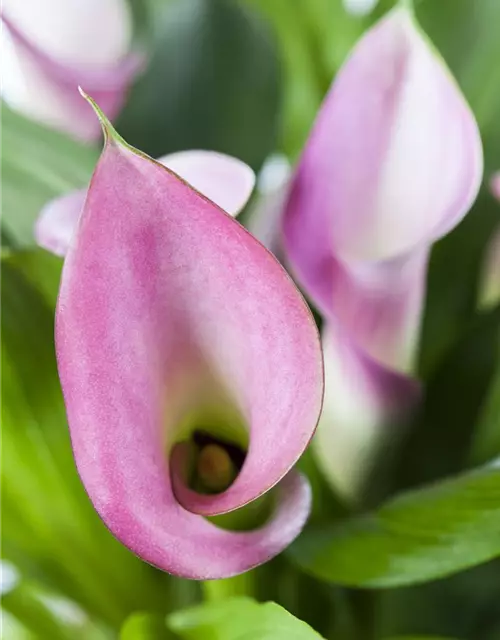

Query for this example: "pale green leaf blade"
[290,464,500,588]
[1,104,97,247]
[168,597,324,640]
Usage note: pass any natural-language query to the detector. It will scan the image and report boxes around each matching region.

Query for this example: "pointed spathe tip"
[79,87,124,145]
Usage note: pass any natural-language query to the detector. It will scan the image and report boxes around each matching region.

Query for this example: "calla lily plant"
[35,4,484,579]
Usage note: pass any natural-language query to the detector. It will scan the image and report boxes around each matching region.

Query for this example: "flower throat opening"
[190,430,246,494]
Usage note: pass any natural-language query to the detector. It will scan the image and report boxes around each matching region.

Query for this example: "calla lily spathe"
[1,0,141,140]
[282,6,483,497]
[52,95,324,579]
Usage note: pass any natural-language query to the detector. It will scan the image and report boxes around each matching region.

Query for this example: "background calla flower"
[1,0,141,140]
[247,154,292,257]
[55,96,324,579]
[479,173,500,310]
[35,150,255,257]
[313,324,419,498]
[281,7,483,499]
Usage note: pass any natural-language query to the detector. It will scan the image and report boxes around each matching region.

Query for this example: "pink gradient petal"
[328,250,429,373]
[313,324,419,501]
[283,241,428,373]
[55,108,324,578]
[1,15,142,141]
[35,190,87,257]
[159,151,255,217]
[283,7,482,266]
[35,153,254,257]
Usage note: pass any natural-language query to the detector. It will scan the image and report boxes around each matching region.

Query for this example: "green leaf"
[290,463,500,588]
[1,104,97,248]
[2,583,75,640]
[1,610,35,640]
[1,250,174,627]
[167,597,324,639]
[117,0,281,170]
[121,612,177,640]
[1,568,110,640]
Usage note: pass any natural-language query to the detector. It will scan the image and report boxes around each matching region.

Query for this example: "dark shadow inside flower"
[187,431,274,531]
[190,430,246,494]
[168,379,274,531]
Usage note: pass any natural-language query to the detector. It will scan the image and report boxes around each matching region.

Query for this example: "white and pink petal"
[1,3,141,140]
[56,99,324,578]
[35,151,255,256]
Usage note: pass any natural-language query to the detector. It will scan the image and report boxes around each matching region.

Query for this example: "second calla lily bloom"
[282,6,483,497]
[55,95,324,579]
[1,0,141,140]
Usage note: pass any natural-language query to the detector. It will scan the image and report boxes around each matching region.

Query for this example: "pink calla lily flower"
[1,0,142,140]
[281,6,483,497]
[53,94,324,579]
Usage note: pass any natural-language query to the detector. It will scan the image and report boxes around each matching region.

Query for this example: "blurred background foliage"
[1,0,500,639]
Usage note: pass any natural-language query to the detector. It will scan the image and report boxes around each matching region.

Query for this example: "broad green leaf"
[167,597,324,639]
[121,612,177,640]
[117,0,281,170]
[290,464,500,588]
[1,250,173,627]
[1,570,109,640]
[1,105,97,247]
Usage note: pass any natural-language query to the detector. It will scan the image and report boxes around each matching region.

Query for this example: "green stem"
[202,571,256,602]
[349,589,378,640]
